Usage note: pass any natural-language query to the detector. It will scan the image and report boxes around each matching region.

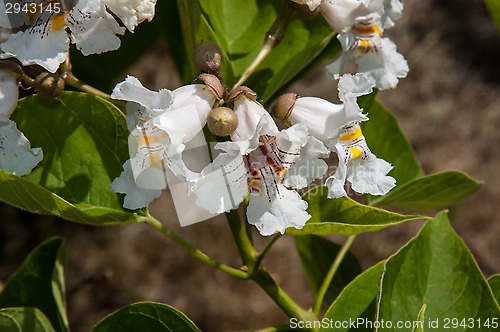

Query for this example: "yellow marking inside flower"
[347,147,363,161]
[277,168,288,183]
[339,127,363,142]
[354,24,381,37]
[51,14,67,31]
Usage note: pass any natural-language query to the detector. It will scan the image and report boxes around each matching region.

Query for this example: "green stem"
[64,72,124,108]
[226,210,258,267]
[231,0,294,90]
[312,235,356,315]
[253,269,316,322]
[253,233,282,273]
[143,216,249,279]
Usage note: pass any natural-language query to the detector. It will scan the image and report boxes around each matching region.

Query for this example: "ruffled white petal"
[0,120,43,176]
[111,160,162,209]
[348,155,396,195]
[103,0,157,32]
[355,38,408,90]
[111,76,173,115]
[0,26,68,73]
[191,142,248,214]
[283,135,329,189]
[67,0,125,55]
[338,72,375,117]
[0,69,18,121]
[381,0,404,29]
[326,142,350,198]
[247,184,310,236]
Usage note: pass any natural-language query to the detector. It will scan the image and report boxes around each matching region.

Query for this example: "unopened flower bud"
[272,93,298,120]
[34,72,65,98]
[198,73,225,100]
[227,86,257,102]
[207,107,239,137]
[193,42,222,73]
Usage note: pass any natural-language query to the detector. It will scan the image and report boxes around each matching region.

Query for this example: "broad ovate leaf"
[0,92,142,225]
[287,187,426,235]
[377,212,500,331]
[320,261,384,332]
[92,302,201,332]
[370,171,482,209]
[0,238,67,332]
[0,307,56,332]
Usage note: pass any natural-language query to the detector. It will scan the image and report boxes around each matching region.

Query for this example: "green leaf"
[0,238,67,332]
[178,0,336,101]
[370,171,482,210]
[70,21,161,92]
[485,0,500,34]
[377,212,500,332]
[0,92,140,225]
[295,235,362,307]
[320,261,384,332]
[359,99,423,188]
[92,302,201,332]
[488,275,500,305]
[156,0,190,83]
[287,187,426,236]
[0,308,56,332]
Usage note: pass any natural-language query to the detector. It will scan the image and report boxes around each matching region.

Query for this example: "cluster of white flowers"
[109,0,408,236]
[0,0,406,236]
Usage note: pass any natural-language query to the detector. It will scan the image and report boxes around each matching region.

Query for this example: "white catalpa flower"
[291,0,322,11]
[326,122,395,198]
[321,0,408,89]
[0,68,43,176]
[278,72,394,198]
[278,73,374,147]
[192,94,328,236]
[110,76,217,209]
[0,0,156,73]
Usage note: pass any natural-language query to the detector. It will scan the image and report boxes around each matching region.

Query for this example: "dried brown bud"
[207,107,239,137]
[34,72,65,98]
[292,3,320,19]
[226,86,257,102]
[193,42,222,73]
[272,93,298,120]
[198,73,225,100]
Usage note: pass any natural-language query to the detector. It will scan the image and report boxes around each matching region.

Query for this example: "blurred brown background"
[1,0,499,331]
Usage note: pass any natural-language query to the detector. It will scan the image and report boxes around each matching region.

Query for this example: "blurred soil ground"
[1,0,500,331]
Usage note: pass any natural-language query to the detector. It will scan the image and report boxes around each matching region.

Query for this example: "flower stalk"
[143,215,250,279]
[231,0,294,90]
[313,235,356,315]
